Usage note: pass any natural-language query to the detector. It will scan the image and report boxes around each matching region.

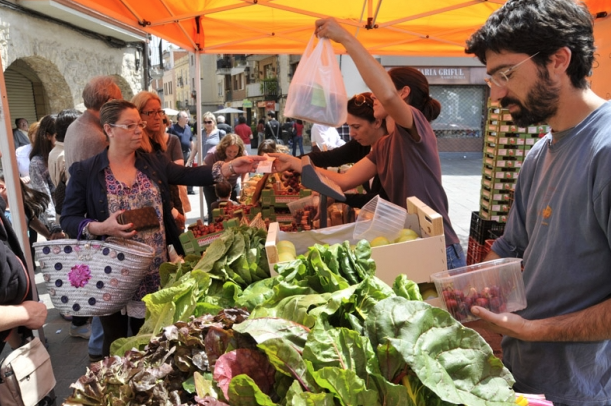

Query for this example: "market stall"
[1,2,610,405]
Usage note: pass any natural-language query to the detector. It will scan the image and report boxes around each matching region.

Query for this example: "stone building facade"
[0,2,144,123]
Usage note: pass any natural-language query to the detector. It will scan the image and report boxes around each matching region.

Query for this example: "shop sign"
[242,99,253,108]
[416,67,471,84]
[265,101,276,111]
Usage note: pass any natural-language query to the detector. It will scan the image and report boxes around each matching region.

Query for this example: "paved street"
[1,150,483,404]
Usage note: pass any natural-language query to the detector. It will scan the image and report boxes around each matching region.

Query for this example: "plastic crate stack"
[467,211,507,265]
[481,100,550,222]
[468,100,550,264]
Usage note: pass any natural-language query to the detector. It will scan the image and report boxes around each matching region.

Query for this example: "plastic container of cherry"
[431,258,526,323]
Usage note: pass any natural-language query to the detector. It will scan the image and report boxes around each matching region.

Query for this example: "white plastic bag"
[284,34,348,127]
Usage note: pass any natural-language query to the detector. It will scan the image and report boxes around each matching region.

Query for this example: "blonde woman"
[186,112,226,166]
[131,91,186,230]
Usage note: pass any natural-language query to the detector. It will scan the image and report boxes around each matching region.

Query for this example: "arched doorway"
[4,56,73,123]
[111,74,134,101]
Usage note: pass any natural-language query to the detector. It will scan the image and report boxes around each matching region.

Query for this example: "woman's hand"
[268,153,301,173]
[229,155,267,174]
[90,211,137,238]
[21,301,48,329]
[315,18,352,44]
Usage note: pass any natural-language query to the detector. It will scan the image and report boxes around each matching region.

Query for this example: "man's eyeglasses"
[352,93,372,107]
[485,52,540,88]
[141,109,165,117]
[109,122,147,131]
[204,120,214,124]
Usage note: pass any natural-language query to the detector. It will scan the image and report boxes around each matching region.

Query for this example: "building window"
[190,55,194,65]
[264,64,274,78]
[430,85,487,139]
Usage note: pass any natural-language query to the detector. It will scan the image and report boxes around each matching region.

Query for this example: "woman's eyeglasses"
[204,120,214,124]
[141,109,165,117]
[353,93,372,108]
[109,122,147,131]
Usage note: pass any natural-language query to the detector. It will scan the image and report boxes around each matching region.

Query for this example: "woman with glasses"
[186,112,226,166]
[60,100,264,356]
[273,18,465,269]
[132,91,186,231]
[277,93,387,209]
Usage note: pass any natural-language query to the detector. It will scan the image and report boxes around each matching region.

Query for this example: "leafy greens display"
[67,226,517,406]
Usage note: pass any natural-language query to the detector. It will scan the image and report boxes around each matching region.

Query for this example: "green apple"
[370,236,391,247]
[278,251,296,262]
[396,228,419,240]
[395,235,419,243]
[277,240,296,257]
[421,288,439,299]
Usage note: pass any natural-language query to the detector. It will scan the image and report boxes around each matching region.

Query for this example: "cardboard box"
[265,197,447,286]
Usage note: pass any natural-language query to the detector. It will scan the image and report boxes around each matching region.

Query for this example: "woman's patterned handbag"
[33,237,154,316]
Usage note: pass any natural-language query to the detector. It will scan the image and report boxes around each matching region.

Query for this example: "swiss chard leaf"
[213,349,276,400]
[366,297,516,406]
[194,230,235,273]
[250,293,329,328]
[302,315,372,382]
[236,278,280,311]
[392,274,423,302]
[306,361,380,406]
[257,338,317,393]
[307,248,350,293]
[233,318,311,354]
[110,333,154,357]
[367,373,411,406]
[337,244,359,285]
[284,380,335,406]
[376,341,408,384]
[227,374,278,406]
[353,240,376,277]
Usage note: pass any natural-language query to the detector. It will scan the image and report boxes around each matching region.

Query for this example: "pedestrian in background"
[256,118,265,147]
[12,118,30,150]
[216,115,233,134]
[292,119,304,156]
[132,91,185,231]
[234,116,252,148]
[169,111,195,195]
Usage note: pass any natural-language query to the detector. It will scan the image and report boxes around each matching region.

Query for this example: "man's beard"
[500,68,560,127]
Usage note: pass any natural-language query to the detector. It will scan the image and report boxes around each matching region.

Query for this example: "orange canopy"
[64,0,611,56]
[65,0,516,56]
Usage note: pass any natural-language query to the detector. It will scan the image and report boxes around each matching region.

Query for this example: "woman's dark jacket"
[306,139,387,208]
[61,149,214,256]
[0,210,32,350]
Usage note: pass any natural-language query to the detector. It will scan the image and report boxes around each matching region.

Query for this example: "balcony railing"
[261,79,278,99]
[216,58,232,75]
